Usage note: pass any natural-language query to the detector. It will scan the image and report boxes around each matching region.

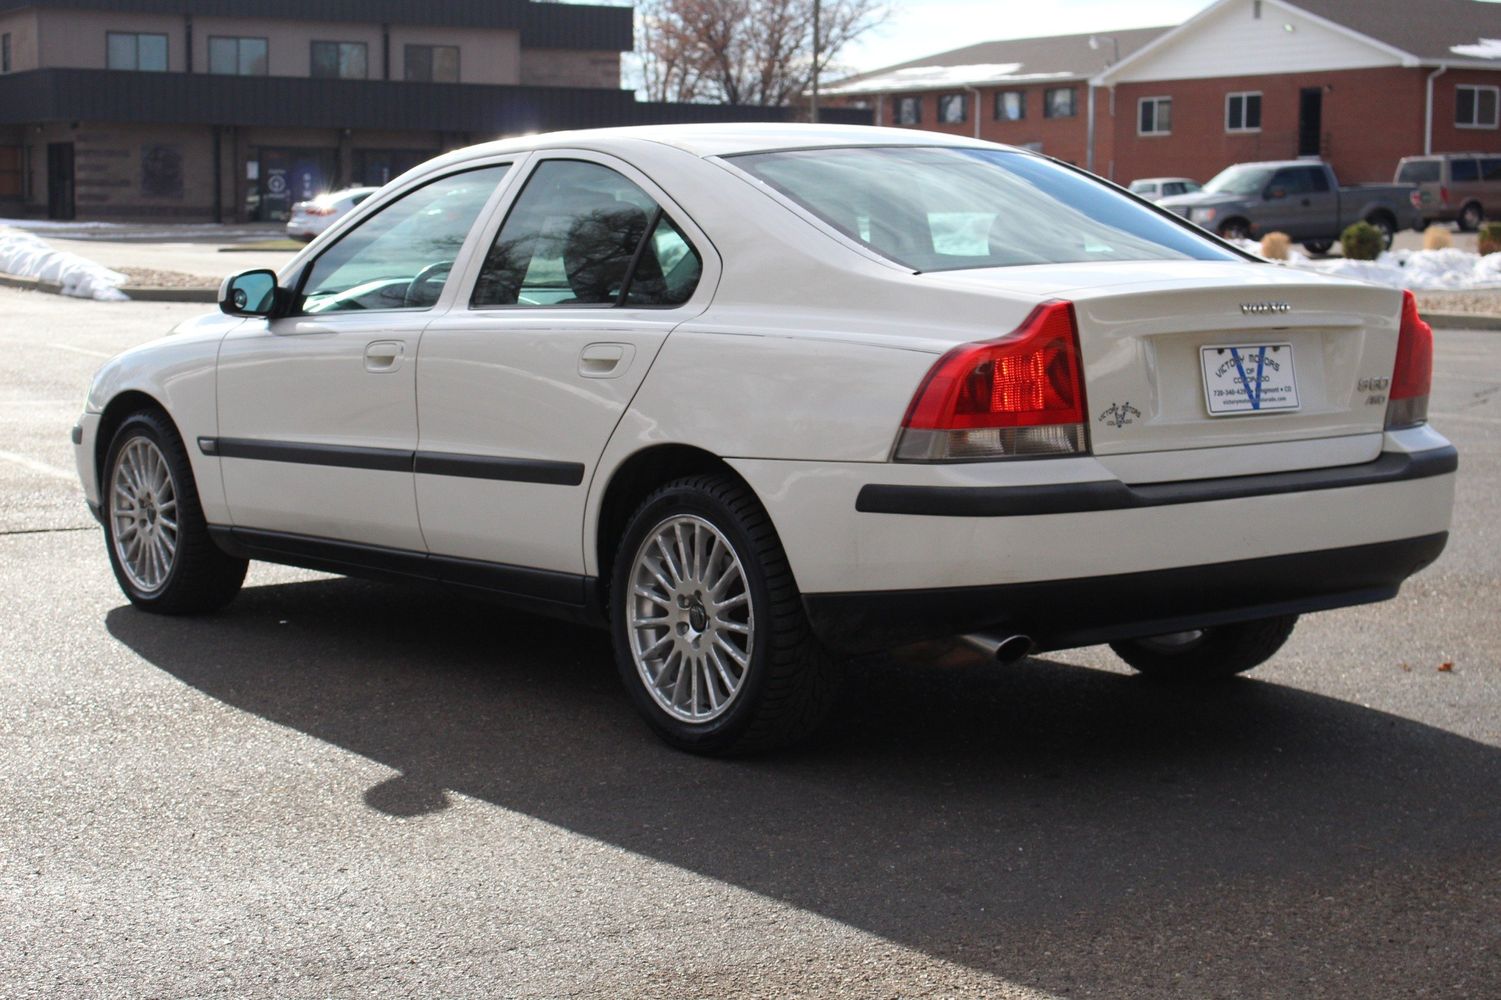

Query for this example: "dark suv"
[1395,153,1501,231]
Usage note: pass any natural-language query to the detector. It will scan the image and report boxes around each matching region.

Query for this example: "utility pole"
[811,0,821,122]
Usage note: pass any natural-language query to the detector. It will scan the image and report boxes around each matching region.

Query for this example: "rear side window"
[1483,158,1501,181]
[732,146,1238,272]
[1452,158,1479,182]
[1397,160,1440,184]
[471,159,701,308]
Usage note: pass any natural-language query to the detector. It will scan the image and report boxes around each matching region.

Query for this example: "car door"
[413,152,718,583]
[215,162,513,550]
[1260,166,1325,239]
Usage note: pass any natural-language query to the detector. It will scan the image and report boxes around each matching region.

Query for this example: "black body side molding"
[200,437,583,486]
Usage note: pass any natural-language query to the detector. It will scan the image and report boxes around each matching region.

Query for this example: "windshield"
[1203,166,1274,196]
[730,146,1238,272]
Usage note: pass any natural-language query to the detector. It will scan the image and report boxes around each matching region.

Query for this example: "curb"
[0,272,216,303]
[1421,311,1501,331]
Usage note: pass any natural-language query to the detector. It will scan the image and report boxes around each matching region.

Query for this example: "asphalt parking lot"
[1,285,1498,999]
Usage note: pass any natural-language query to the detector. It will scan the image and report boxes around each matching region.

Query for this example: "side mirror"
[1266,186,1287,200]
[219,269,286,318]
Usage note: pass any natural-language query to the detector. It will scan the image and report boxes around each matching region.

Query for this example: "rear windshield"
[1397,160,1440,184]
[729,146,1238,272]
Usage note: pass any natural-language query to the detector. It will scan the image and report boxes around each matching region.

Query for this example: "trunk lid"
[924,261,1404,481]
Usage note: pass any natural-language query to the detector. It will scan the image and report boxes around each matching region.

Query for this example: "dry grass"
[1259,232,1292,260]
[1422,225,1453,251]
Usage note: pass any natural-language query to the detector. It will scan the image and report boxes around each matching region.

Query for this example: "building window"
[995,90,1025,121]
[1044,87,1076,119]
[1456,85,1500,129]
[107,32,168,72]
[937,94,967,124]
[1226,91,1262,132]
[0,146,20,197]
[894,96,921,125]
[1138,96,1172,135]
[405,44,460,83]
[208,36,267,76]
[1,33,10,74]
[311,41,368,80]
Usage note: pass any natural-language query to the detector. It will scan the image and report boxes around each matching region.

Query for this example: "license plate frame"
[1200,343,1300,416]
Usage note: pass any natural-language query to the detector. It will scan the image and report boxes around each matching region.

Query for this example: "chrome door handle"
[365,340,404,373]
[578,342,634,379]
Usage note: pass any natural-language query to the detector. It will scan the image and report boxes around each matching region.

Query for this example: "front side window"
[937,94,966,124]
[1044,87,1076,119]
[732,145,1238,272]
[311,41,367,79]
[1226,91,1262,132]
[107,32,168,72]
[995,90,1025,121]
[405,44,459,83]
[1268,166,1328,196]
[1457,85,1499,128]
[298,165,508,314]
[208,36,267,76]
[472,159,702,308]
[894,96,921,125]
[1139,97,1171,136]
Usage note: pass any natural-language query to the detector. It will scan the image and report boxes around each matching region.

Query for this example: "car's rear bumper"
[802,532,1448,653]
[729,430,1456,653]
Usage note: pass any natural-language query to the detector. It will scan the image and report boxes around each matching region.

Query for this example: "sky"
[837,0,1218,74]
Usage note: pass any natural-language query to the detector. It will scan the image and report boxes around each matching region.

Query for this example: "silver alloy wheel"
[109,435,179,595]
[627,513,755,723]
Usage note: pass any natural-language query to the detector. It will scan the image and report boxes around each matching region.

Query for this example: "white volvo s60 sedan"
[73,124,1456,753]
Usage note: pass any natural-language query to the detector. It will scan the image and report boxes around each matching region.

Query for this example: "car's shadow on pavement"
[107,575,1501,998]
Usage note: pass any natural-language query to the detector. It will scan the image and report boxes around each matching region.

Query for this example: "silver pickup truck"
[1158,160,1422,254]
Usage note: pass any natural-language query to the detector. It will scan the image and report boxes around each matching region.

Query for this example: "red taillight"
[1440,185,1450,208]
[895,300,1089,461]
[307,204,336,216]
[1386,289,1433,429]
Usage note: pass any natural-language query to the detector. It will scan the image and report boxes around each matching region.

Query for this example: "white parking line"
[51,344,114,359]
[0,450,75,481]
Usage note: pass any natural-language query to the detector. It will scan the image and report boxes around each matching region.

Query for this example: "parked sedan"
[74,124,1455,754]
[1128,176,1201,201]
[285,186,379,242]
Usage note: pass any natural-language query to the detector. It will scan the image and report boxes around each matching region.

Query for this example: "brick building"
[823,26,1169,171]
[826,0,1501,187]
[0,0,868,222]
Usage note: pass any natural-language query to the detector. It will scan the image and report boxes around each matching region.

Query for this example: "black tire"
[1302,239,1333,255]
[102,409,247,614]
[1109,614,1298,681]
[608,474,840,754]
[1366,214,1396,249]
[1459,202,1483,232]
[1218,219,1251,241]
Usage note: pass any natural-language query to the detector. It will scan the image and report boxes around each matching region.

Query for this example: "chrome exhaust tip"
[959,632,1035,664]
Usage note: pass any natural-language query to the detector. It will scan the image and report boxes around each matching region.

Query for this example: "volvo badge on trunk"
[1241,302,1292,315]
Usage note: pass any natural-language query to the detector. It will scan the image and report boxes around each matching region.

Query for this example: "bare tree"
[636,0,884,107]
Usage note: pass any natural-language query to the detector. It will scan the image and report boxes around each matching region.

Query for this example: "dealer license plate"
[1200,343,1299,416]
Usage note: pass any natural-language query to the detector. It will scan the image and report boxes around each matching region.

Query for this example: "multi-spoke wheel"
[110,435,179,595]
[627,514,754,723]
[610,474,839,754]
[102,410,247,614]
[1110,614,1298,680]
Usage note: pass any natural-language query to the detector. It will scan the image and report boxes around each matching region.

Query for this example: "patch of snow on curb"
[0,226,129,301]
[1230,238,1501,291]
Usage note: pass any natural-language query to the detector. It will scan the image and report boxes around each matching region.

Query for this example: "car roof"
[427,122,1003,166]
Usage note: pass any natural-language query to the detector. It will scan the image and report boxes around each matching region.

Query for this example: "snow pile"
[0,226,129,300]
[1230,238,1501,291]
